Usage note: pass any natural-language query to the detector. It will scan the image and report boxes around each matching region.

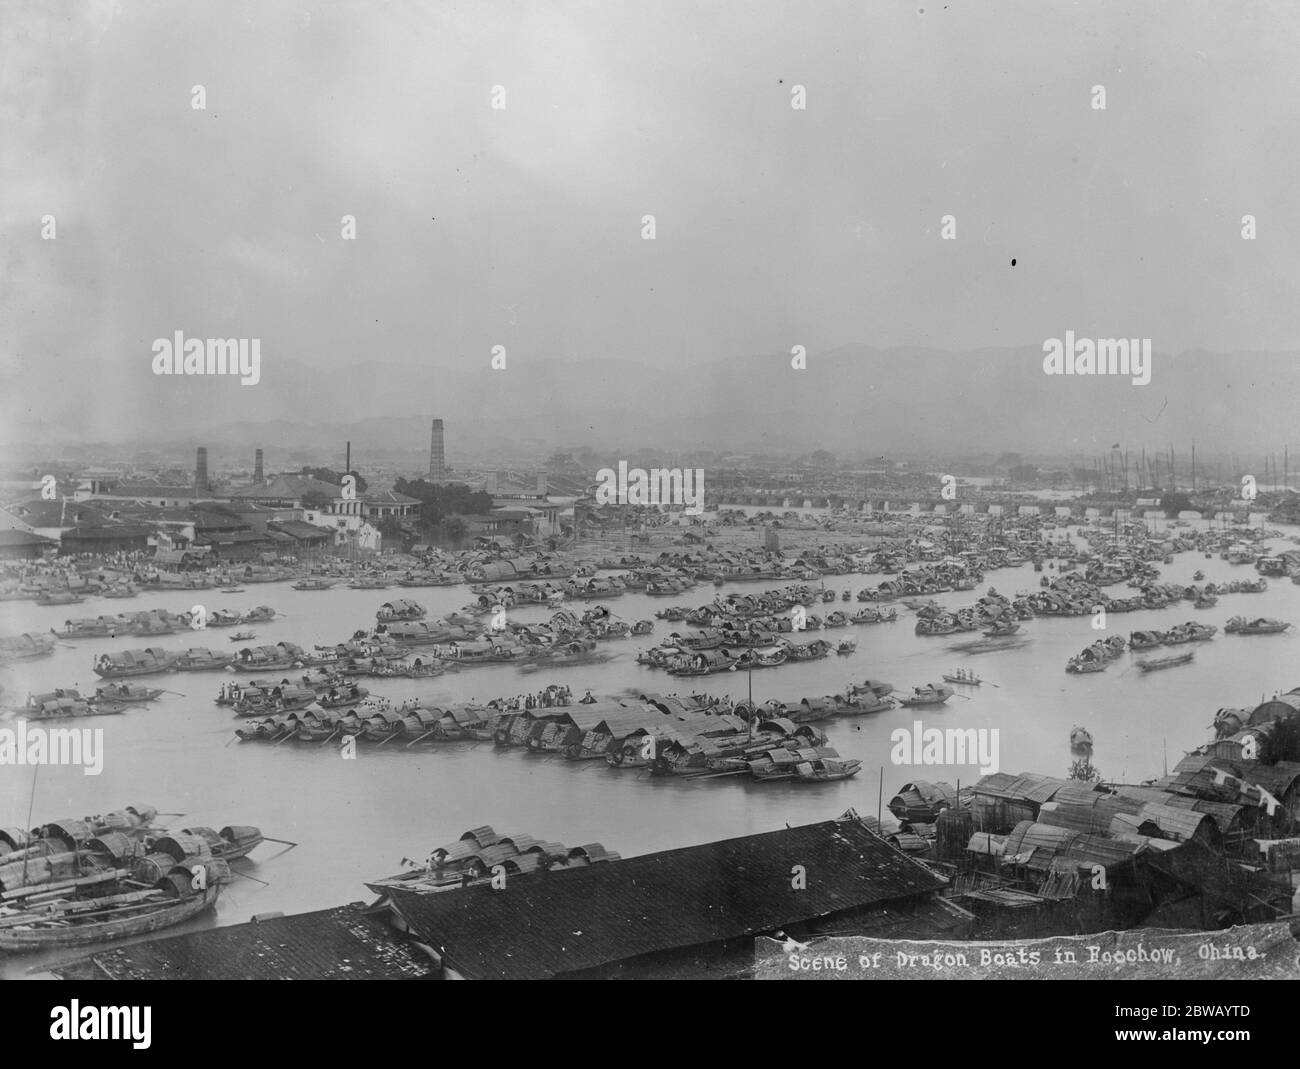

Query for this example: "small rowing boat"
[896,683,954,706]
[1137,650,1195,672]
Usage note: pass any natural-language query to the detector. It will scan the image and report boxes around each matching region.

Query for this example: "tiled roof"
[226,475,343,501]
[63,525,154,540]
[84,903,431,980]
[364,489,420,505]
[103,484,199,498]
[268,520,334,540]
[0,529,55,546]
[386,816,945,980]
[7,501,115,527]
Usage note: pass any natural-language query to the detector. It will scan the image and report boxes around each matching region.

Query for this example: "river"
[3,517,1298,976]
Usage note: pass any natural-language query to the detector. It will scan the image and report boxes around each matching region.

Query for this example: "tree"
[301,490,334,510]
[300,466,367,493]
[393,478,491,528]
[442,517,467,545]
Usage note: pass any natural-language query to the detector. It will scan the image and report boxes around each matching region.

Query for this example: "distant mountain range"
[4,346,1297,462]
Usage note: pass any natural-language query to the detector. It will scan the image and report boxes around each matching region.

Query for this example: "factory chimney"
[253,448,264,483]
[195,447,209,493]
[429,419,446,483]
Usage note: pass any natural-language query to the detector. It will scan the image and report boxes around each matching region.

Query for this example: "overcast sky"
[4,0,1300,401]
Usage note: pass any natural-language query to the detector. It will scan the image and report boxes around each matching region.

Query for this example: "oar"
[231,868,270,886]
[274,728,300,746]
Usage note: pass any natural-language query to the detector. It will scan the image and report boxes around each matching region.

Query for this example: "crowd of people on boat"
[485,685,575,711]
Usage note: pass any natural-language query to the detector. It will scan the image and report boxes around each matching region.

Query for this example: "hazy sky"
[4,0,1300,399]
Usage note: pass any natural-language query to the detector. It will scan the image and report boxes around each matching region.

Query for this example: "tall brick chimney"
[253,448,264,483]
[195,447,209,492]
[429,419,446,483]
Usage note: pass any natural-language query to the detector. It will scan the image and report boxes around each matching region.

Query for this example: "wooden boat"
[850,606,897,624]
[173,648,237,672]
[243,606,277,622]
[784,639,833,662]
[1225,616,1292,635]
[234,714,295,741]
[0,869,228,953]
[1137,650,1194,672]
[14,692,126,720]
[749,747,861,782]
[60,617,117,639]
[823,611,849,628]
[94,683,164,706]
[179,825,265,861]
[1166,622,1217,643]
[93,648,176,678]
[229,630,257,642]
[205,609,243,628]
[233,645,298,671]
[377,599,427,622]
[730,646,789,669]
[295,709,348,742]
[232,683,317,716]
[914,618,958,636]
[1066,656,1107,673]
[317,684,370,709]
[896,684,954,706]
[942,669,982,686]
[0,632,58,663]
[1128,630,1166,650]
[291,578,336,591]
[667,650,738,676]
[35,591,84,606]
[835,637,856,656]
[101,585,138,599]
[982,620,1020,637]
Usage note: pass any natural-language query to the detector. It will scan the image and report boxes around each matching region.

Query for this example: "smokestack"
[536,470,547,496]
[254,448,264,483]
[429,419,445,483]
[486,470,499,495]
[345,441,351,476]
[195,447,209,493]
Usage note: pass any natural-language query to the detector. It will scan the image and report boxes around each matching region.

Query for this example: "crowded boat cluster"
[0,805,280,952]
[229,685,871,784]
